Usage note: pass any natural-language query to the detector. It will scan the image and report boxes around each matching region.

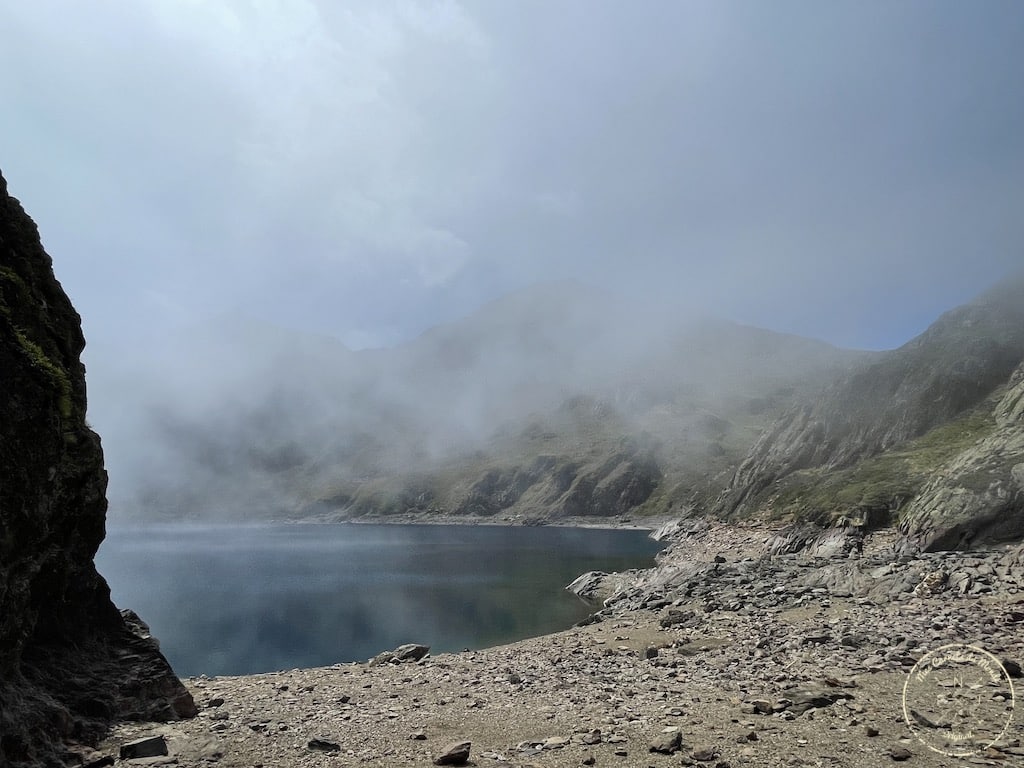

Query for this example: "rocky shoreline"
[89,520,1023,768]
[294,511,669,531]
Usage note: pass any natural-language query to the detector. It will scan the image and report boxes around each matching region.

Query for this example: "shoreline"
[335,512,670,532]
[101,516,670,679]
[104,513,673,533]
[97,521,1024,767]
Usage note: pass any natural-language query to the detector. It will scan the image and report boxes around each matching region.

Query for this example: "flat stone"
[434,740,472,766]
[119,737,168,760]
[307,738,341,752]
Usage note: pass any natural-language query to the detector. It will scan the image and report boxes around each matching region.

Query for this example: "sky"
[2,1,1023,360]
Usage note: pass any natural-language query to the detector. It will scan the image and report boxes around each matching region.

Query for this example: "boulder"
[369,643,430,665]
[393,643,430,662]
[898,360,1024,552]
[433,740,471,766]
[119,736,168,760]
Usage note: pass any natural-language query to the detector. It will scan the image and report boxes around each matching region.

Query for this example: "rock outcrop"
[897,358,1024,552]
[450,445,662,520]
[0,170,196,767]
[712,274,1024,539]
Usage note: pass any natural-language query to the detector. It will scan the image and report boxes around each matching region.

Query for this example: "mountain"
[710,273,1024,550]
[0,170,195,767]
[109,266,1024,552]
[112,282,863,521]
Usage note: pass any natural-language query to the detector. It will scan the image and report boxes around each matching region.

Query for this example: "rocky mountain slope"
[110,272,1024,550]
[0,170,196,767]
[111,285,864,523]
[711,274,1024,552]
[897,357,1024,551]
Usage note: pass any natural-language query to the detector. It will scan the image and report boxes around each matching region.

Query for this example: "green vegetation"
[2,267,74,420]
[765,400,999,526]
[14,329,73,419]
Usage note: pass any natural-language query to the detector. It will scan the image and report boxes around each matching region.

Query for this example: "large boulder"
[0,169,196,767]
[897,359,1024,552]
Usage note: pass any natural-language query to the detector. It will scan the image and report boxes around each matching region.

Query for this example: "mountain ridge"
[104,271,1024,553]
[708,272,1024,549]
[102,282,860,522]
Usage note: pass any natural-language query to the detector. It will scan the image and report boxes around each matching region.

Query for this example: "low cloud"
[1,1,1022,518]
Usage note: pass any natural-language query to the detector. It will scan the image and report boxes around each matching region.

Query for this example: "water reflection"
[96,523,663,676]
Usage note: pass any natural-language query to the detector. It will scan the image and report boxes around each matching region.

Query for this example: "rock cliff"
[116,281,862,523]
[709,274,1024,552]
[897,358,1024,551]
[0,170,195,767]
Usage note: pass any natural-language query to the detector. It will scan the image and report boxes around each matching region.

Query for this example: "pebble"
[889,746,913,761]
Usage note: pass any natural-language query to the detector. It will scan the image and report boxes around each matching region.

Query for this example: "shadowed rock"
[0,169,196,767]
[433,741,472,765]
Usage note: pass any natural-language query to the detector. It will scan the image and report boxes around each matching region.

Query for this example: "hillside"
[111,274,1024,550]
[112,283,862,522]
[710,273,1024,551]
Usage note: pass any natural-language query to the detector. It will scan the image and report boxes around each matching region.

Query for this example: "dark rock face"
[0,170,196,767]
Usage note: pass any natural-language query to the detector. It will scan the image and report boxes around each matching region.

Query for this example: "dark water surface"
[96,523,663,676]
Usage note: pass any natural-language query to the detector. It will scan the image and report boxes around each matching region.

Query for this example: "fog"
[1,2,1022,519]
[88,282,865,519]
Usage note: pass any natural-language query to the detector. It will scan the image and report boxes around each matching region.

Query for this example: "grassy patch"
[764,399,999,525]
[13,328,73,419]
[1,267,74,419]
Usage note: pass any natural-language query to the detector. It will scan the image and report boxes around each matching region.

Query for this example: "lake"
[95,523,664,676]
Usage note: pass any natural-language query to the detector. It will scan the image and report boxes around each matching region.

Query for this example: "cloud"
[0,0,1021,357]
[2,1,497,342]
[5,0,1023,526]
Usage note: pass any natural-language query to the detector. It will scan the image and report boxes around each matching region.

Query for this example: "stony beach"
[94,522,1024,768]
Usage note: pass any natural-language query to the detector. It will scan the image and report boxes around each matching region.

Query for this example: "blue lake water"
[95,523,663,676]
